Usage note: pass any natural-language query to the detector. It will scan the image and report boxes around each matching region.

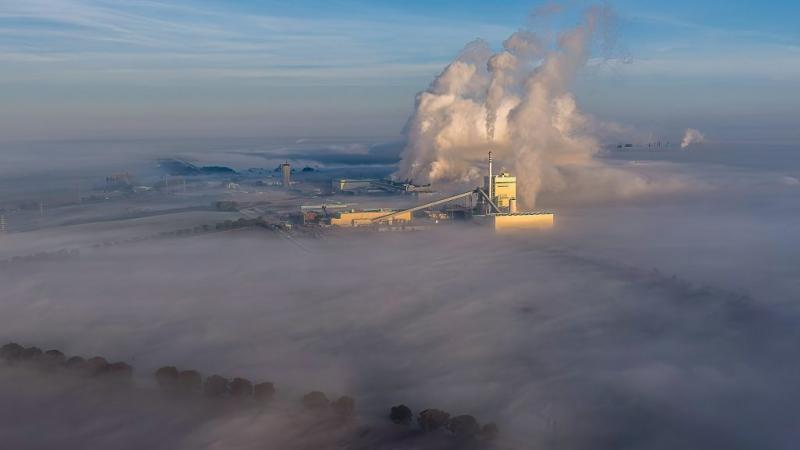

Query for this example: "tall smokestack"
[488,151,493,202]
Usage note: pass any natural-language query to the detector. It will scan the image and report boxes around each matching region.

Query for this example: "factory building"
[491,212,554,231]
[485,171,518,213]
[330,209,412,227]
[333,178,381,194]
[481,152,552,230]
[325,151,553,231]
[332,178,434,195]
[481,152,518,214]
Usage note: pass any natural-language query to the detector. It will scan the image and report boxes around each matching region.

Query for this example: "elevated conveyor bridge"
[370,188,500,223]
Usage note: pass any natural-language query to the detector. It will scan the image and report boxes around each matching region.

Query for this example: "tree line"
[2,342,498,442]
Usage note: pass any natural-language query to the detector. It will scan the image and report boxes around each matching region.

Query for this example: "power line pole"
[0,215,7,234]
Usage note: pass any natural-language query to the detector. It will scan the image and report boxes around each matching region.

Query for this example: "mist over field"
[2,0,800,448]
[2,139,800,449]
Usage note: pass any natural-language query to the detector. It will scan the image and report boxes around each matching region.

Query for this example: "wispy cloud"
[588,47,800,81]
[626,10,800,46]
[0,0,507,84]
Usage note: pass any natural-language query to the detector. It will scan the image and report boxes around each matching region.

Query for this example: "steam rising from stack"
[395,5,616,207]
[681,128,706,149]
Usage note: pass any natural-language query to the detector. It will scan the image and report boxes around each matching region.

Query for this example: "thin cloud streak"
[0,0,507,84]
[626,10,800,46]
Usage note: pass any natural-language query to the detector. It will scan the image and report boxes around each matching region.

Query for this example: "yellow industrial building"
[492,212,554,231]
[328,152,553,231]
[482,161,554,230]
[485,171,518,212]
[330,209,412,227]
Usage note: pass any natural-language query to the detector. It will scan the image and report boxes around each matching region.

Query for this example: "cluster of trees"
[213,217,269,231]
[154,365,275,403]
[0,249,79,269]
[12,200,42,211]
[214,201,241,211]
[389,404,498,441]
[301,390,356,418]
[1,342,132,380]
[87,217,274,250]
[153,366,356,419]
[3,342,497,442]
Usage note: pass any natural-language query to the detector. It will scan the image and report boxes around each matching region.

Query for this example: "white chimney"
[488,151,493,202]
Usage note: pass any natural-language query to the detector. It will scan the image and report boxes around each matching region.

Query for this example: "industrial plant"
[332,178,433,195]
[316,152,554,232]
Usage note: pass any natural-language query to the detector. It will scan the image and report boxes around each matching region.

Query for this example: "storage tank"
[509,197,517,214]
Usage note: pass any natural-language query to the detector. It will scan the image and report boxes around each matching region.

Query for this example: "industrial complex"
[0,148,552,241]
[332,178,433,195]
[306,151,554,232]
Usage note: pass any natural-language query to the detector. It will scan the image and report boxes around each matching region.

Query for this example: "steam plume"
[681,128,706,149]
[395,5,615,207]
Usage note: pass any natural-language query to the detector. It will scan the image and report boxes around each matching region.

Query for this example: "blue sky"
[0,0,798,141]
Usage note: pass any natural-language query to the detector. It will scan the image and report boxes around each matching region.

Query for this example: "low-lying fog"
[1,140,799,449]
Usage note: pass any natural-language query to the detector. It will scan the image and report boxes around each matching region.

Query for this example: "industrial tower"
[482,151,518,214]
[281,162,291,189]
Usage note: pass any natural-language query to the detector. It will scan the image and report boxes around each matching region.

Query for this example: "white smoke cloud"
[681,128,706,149]
[395,5,666,208]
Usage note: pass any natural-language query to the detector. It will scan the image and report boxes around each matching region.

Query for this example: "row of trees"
[389,404,498,440]
[154,366,275,401]
[2,343,498,441]
[1,342,132,379]
[86,217,272,250]
[0,249,79,269]
[154,365,356,419]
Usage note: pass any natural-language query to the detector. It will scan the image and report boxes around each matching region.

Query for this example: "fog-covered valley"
[2,139,799,449]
